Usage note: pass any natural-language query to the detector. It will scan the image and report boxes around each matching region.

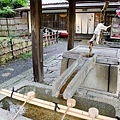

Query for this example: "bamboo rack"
[0,89,117,120]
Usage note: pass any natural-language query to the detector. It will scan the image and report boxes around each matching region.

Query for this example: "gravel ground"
[0,39,80,84]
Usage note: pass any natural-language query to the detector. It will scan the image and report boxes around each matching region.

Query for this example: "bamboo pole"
[12,99,27,120]
[0,89,117,120]
[101,1,109,21]
[61,98,76,120]
[100,1,109,42]
[11,91,35,120]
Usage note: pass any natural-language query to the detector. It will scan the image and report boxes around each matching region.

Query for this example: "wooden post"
[30,0,43,82]
[6,18,9,36]
[67,0,75,50]
[27,11,29,36]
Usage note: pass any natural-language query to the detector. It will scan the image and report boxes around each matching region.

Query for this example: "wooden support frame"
[0,89,117,120]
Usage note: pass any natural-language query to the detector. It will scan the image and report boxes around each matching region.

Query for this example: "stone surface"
[52,55,83,97]
[61,45,119,67]
[0,108,31,120]
[63,54,97,99]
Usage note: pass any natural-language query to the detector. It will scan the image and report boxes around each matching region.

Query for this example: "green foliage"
[22,52,32,60]
[0,6,15,18]
[0,0,11,8]
[11,0,28,9]
[0,0,28,18]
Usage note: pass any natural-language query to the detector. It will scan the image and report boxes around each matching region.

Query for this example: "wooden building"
[15,1,120,38]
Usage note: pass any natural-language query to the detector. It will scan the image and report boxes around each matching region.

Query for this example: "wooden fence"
[43,32,58,47]
[0,39,32,64]
[0,17,29,37]
[0,33,58,64]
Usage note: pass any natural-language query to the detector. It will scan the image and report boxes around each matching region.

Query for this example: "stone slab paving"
[0,53,63,89]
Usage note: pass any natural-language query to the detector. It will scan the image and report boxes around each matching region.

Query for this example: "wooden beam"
[67,0,76,50]
[30,0,43,82]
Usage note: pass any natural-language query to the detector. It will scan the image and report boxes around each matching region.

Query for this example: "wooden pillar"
[30,0,43,82]
[67,0,76,50]
[26,11,29,35]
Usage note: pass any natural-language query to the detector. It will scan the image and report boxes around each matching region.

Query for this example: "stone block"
[109,65,118,93]
[117,49,120,59]
[116,65,120,96]
[63,54,97,99]
[108,58,118,65]
[52,55,83,97]
[60,58,75,74]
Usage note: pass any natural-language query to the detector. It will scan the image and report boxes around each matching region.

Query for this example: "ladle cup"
[61,98,76,120]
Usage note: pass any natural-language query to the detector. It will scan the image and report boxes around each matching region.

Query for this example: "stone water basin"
[0,85,116,120]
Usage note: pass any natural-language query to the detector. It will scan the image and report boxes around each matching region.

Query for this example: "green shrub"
[0,0,28,18]
[11,0,27,9]
[0,6,15,18]
[22,52,32,60]
[0,0,11,8]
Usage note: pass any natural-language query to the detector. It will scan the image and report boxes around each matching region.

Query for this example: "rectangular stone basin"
[60,49,119,94]
[0,83,116,120]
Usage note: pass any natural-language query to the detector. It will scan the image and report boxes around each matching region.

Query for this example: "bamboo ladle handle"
[61,98,76,120]
[11,91,35,120]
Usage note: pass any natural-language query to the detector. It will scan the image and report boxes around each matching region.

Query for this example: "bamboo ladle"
[88,107,99,120]
[61,98,76,120]
[11,91,35,120]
